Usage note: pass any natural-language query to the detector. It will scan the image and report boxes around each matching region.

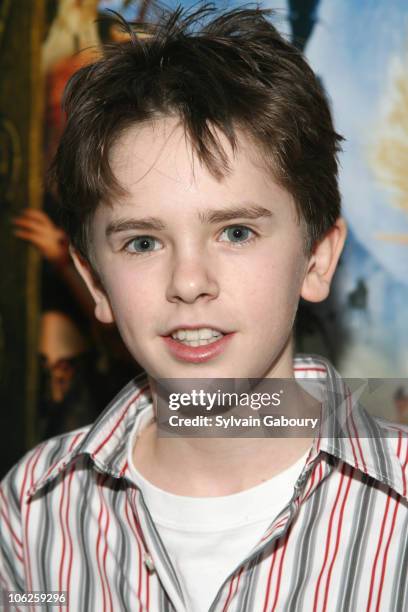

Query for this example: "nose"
[166,251,219,304]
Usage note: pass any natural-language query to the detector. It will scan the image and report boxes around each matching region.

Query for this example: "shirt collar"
[28,373,151,497]
[29,357,408,501]
[296,355,408,501]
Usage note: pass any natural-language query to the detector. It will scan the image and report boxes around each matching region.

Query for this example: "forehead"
[103,117,297,222]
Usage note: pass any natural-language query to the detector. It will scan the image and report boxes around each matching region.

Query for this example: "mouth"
[162,326,233,363]
[170,327,224,347]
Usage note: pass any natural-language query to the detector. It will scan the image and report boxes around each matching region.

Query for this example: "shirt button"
[143,552,155,572]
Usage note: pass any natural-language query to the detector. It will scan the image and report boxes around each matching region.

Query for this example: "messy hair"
[52,4,342,259]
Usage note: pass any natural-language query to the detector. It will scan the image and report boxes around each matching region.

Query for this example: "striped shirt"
[1,355,407,611]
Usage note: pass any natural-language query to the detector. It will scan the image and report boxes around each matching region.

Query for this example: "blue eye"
[125,236,161,253]
[220,225,254,243]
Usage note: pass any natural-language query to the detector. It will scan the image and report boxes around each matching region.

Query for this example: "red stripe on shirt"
[101,486,114,612]
[145,560,150,612]
[93,389,148,458]
[0,487,23,557]
[96,474,109,612]
[125,490,144,610]
[313,465,346,612]
[64,464,76,611]
[131,493,155,611]
[271,525,293,611]
[375,494,400,612]
[347,391,367,474]
[261,515,289,542]
[34,432,86,492]
[223,566,245,612]
[57,434,79,608]
[403,441,408,499]
[221,571,236,612]
[56,467,67,612]
[322,464,353,611]
[119,460,128,478]
[262,540,279,612]
[397,431,408,498]
[23,444,45,592]
[0,508,24,563]
[366,489,392,612]
[19,452,34,508]
[302,461,317,502]
[65,433,83,605]
[345,393,360,471]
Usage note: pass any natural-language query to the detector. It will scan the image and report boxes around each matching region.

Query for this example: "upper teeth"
[171,328,223,341]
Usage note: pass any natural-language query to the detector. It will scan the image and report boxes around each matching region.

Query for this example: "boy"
[1,6,407,611]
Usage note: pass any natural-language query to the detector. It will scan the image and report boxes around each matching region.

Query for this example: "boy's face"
[75,118,344,380]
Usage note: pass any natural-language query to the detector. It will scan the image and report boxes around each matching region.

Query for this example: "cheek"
[103,267,159,327]
[227,246,305,318]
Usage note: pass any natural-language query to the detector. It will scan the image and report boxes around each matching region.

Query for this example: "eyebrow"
[106,217,166,237]
[105,204,273,238]
[198,204,273,224]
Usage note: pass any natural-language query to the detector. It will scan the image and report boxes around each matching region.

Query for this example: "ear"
[70,247,115,324]
[301,217,347,303]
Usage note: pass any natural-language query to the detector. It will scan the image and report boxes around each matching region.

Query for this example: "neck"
[133,430,312,496]
[132,372,319,497]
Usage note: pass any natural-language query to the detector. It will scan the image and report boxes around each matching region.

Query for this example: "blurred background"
[1,0,407,478]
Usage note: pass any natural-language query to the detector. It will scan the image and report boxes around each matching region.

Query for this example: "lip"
[165,324,228,336]
[162,333,234,364]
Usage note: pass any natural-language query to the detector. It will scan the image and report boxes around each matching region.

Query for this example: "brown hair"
[52,4,343,259]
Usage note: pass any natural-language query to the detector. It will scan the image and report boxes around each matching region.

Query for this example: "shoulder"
[358,413,408,501]
[0,427,90,588]
[1,373,151,508]
[0,427,90,510]
[373,415,408,467]
[372,414,408,436]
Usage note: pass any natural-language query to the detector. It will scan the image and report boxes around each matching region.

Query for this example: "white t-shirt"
[128,419,309,612]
